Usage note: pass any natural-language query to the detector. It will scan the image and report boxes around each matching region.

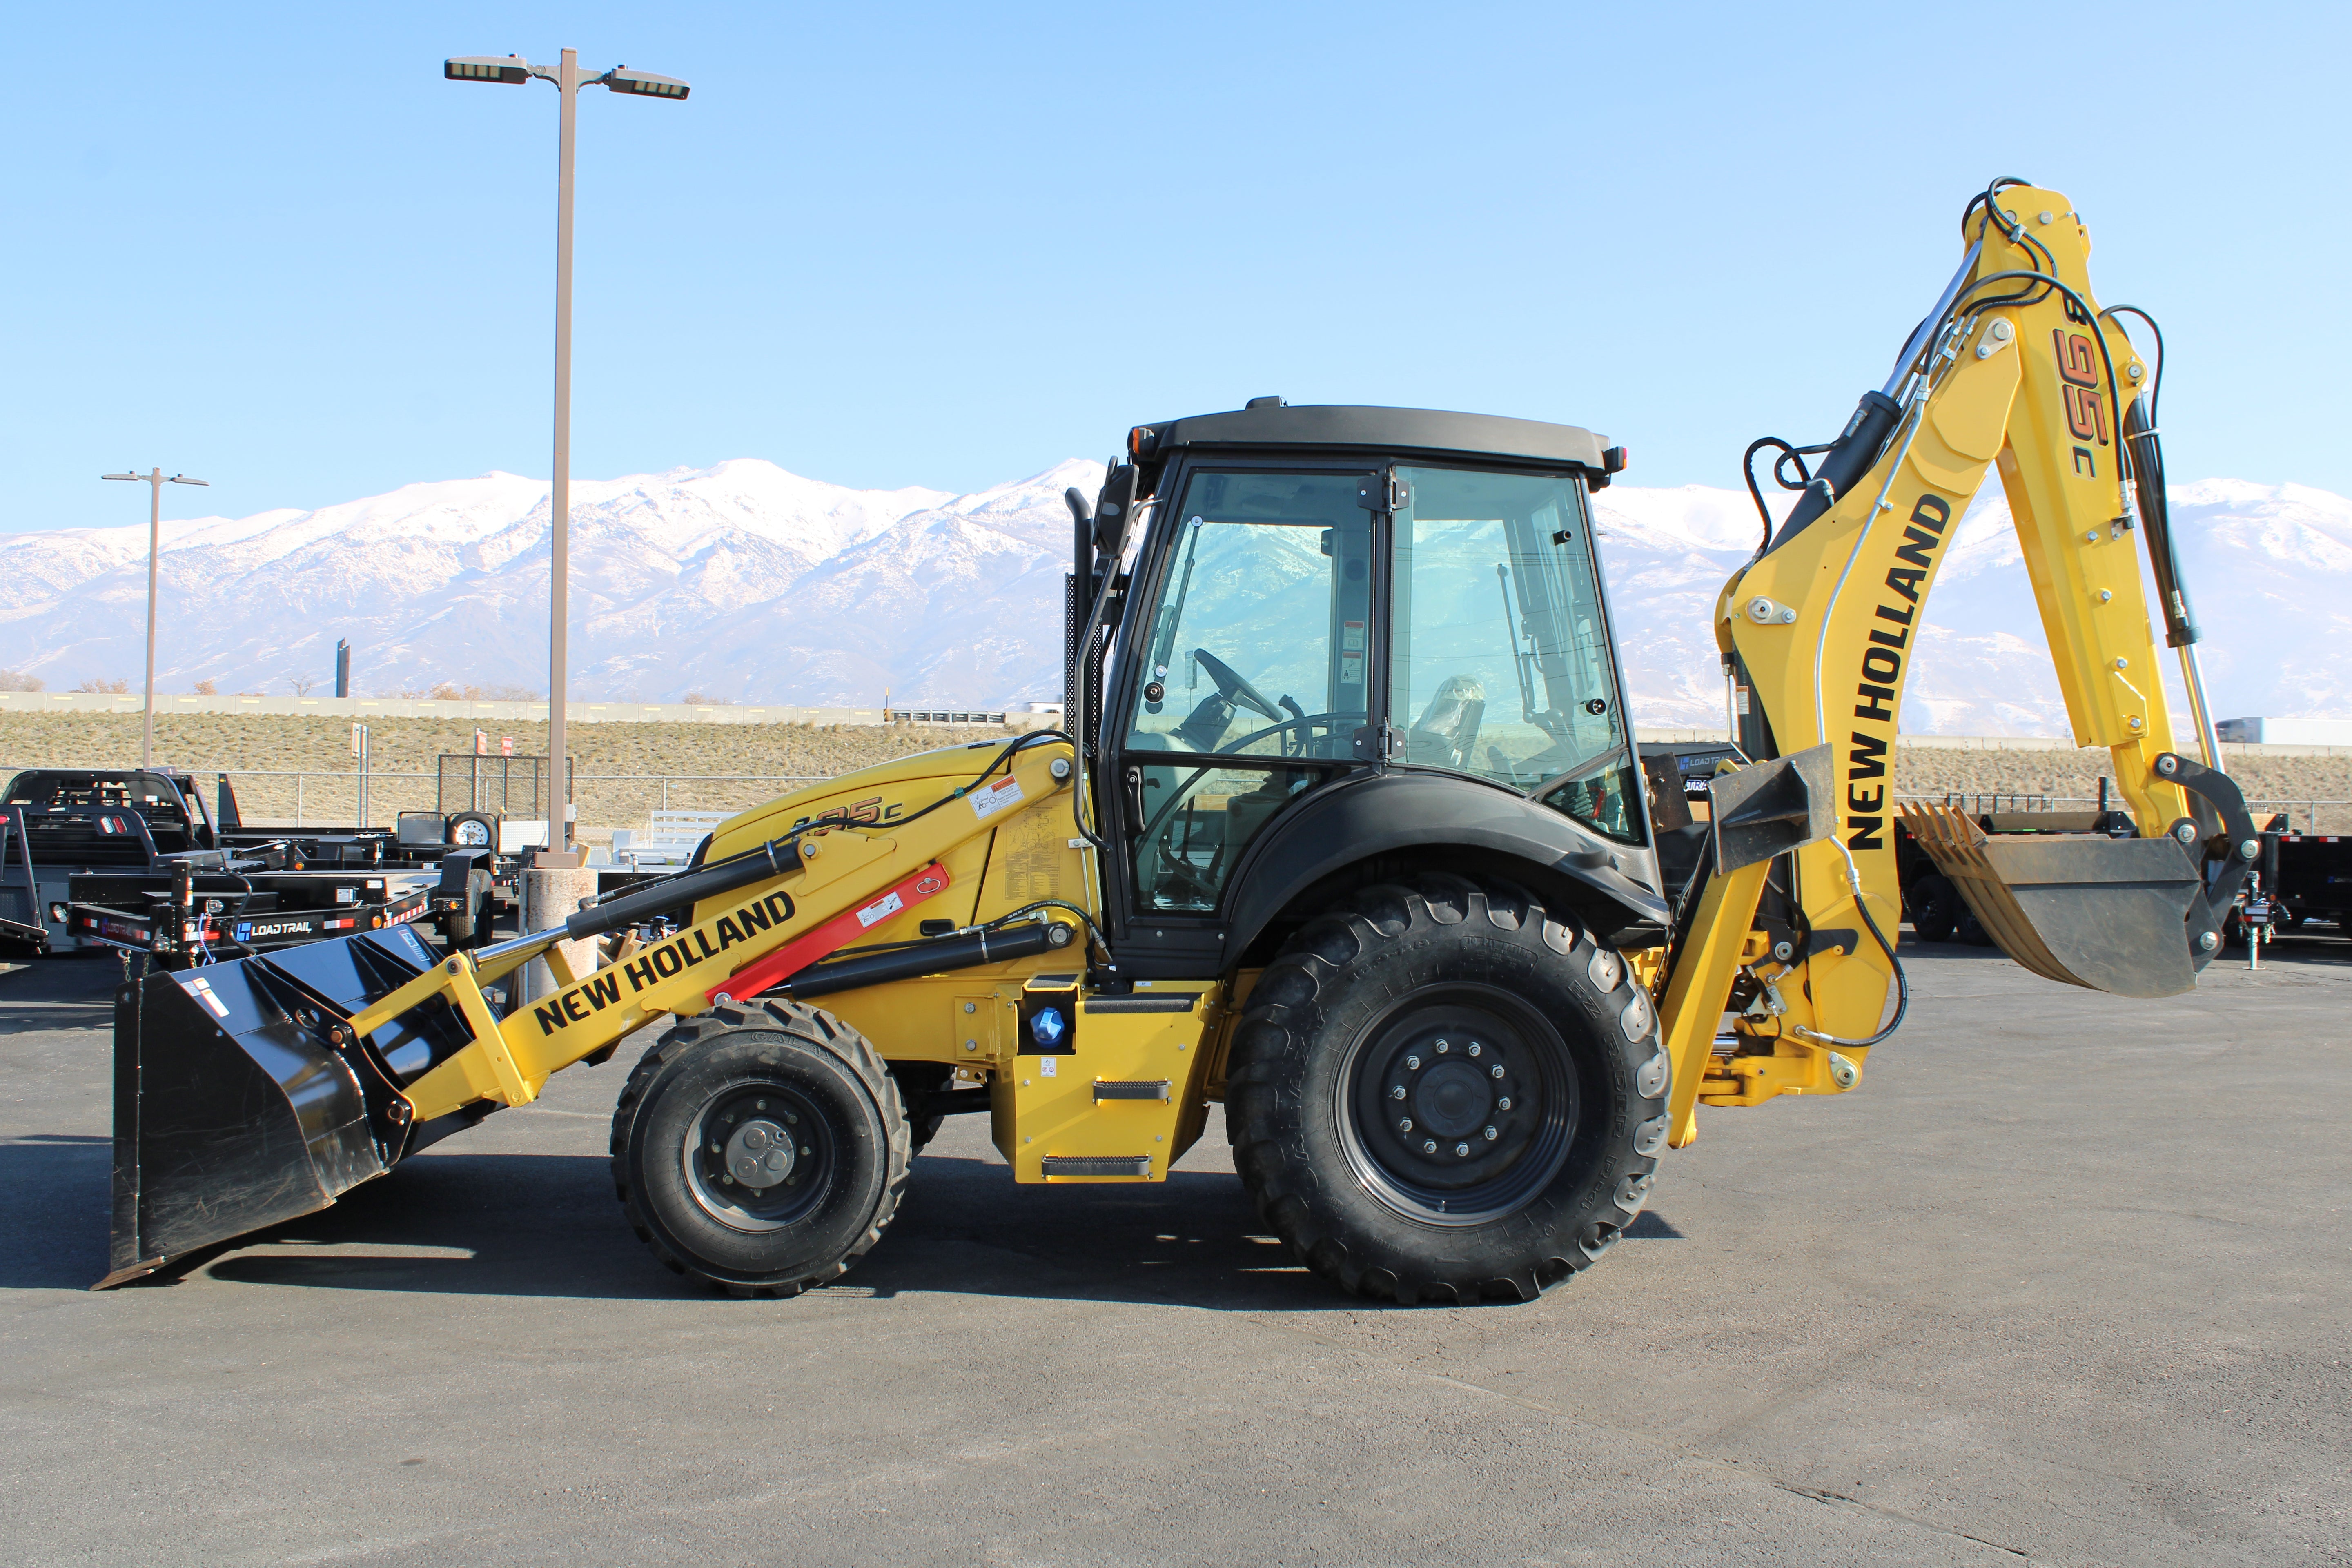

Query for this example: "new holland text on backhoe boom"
[101,179,2251,1303]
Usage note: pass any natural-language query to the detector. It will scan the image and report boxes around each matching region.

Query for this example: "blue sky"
[5,1,2344,533]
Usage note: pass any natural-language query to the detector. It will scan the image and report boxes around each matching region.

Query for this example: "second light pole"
[445,50,690,855]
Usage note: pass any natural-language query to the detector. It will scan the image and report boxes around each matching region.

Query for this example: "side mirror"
[1091,465,1140,573]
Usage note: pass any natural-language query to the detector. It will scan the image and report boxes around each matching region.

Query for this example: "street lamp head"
[446,55,532,85]
[605,67,689,100]
[168,476,209,487]
[102,473,140,481]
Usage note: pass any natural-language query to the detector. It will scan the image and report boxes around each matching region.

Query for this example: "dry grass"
[0,713,1021,840]
[1897,746,2352,832]
[4,713,2344,836]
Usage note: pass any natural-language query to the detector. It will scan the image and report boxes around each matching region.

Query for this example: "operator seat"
[1405,676,1486,770]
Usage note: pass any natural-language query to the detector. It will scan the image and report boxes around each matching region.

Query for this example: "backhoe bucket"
[1900,804,2203,999]
[98,925,449,1288]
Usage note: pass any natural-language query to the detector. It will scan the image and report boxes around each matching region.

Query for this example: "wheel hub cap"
[724,1118,795,1189]
[1412,1060,1492,1138]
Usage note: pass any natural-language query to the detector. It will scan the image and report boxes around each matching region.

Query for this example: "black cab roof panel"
[1139,403,1612,477]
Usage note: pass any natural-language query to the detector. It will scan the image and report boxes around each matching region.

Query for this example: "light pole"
[101,467,209,770]
[445,51,689,857]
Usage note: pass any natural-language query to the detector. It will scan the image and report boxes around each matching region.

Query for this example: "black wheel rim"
[681,1081,837,1232]
[1334,986,1577,1227]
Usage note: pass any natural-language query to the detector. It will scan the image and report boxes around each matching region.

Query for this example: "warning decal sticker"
[970,774,1026,822]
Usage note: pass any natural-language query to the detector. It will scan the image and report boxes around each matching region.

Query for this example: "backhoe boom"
[1659,180,2255,1145]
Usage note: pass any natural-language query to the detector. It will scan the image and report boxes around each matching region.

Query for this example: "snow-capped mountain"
[0,457,2339,735]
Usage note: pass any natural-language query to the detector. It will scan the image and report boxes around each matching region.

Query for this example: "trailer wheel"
[1225,873,1666,1305]
[610,998,911,1298]
[1907,873,1962,944]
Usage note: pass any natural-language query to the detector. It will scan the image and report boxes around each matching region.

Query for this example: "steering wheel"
[1192,649,1284,724]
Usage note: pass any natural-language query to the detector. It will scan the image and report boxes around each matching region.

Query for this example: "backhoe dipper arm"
[1656,182,2251,1146]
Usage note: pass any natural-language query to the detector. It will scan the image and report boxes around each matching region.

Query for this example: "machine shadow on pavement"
[0,1136,112,1291]
[41,1140,1683,1308]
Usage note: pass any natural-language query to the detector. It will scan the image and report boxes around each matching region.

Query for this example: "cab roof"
[1135,402,1617,483]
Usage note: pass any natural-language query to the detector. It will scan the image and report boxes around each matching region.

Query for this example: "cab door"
[1106,467,1374,964]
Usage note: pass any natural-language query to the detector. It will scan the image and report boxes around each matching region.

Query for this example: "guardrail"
[1903,793,2352,835]
[11,765,2349,837]
[0,766,839,835]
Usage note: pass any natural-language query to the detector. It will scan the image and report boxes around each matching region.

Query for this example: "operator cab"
[1089,402,1659,973]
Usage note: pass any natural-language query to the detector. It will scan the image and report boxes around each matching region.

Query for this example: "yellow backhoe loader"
[100,179,2256,1302]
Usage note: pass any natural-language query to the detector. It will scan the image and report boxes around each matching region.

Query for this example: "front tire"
[610,998,911,1298]
[1226,874,1667,1305]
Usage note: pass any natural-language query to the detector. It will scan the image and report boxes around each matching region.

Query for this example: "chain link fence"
[0,766,842,842]
[14,762,2350,840]
[1905,793,2352,835]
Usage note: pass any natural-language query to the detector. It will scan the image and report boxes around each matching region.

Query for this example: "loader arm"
[1655,181,2256,1147]
[360,742,1081,1125]
[99,741,1081,1286]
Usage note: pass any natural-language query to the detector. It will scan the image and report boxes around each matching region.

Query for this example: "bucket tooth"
[1900,804,2201,999]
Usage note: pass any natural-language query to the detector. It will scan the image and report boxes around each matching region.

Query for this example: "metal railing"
[0,766,838,835]
[1901,793,2352,835]
[11,763,2349,837]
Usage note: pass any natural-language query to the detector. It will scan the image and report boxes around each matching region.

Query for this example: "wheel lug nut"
[1483,1125,1498,1140]
[755,1099,767,1110]
[1435,1040,1449,1054]
[1454,1142,1470,1157]
[1467,1042,1481,1057]
[1422,1139,1437,1154]
[1490,1065,1504,1078]
[1398,1117,1412,1133]
[1405,1054,1421,1071]
[1497,1097,1512,1111]
[1390,1085,1407,1100]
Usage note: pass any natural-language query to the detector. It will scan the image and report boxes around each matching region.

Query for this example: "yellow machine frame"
[349,742,1232,1181]
[338,185,2203,1177]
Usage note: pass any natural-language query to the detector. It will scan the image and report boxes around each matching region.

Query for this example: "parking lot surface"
[3,940,2347,1566]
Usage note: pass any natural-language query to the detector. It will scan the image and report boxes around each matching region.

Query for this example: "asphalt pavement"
[2,937,2346,1566]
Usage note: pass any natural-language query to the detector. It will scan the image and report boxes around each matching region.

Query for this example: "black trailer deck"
[3,767,523,960]
[65,867,440,969]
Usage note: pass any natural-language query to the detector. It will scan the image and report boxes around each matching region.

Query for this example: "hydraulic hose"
[1789,837,1909,1051]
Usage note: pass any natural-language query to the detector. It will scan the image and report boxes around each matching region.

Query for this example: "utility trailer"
[2227,820,2352,942]
[0,768,255,958]
[2,766,512,963]
[66,862,441,969]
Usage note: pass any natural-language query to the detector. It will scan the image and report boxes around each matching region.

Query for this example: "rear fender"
[1221,771,1668,965]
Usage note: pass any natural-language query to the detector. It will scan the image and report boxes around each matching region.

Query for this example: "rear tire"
[1225,873,1667,1305]
[610,998,911,1298]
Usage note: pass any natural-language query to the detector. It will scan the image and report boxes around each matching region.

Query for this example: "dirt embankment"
[1897,746,2352,831]
[0,713,1022,839]
[4,713,2344,836]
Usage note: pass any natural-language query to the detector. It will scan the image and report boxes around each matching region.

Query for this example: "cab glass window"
[1123,471,1370,760]
[1121,470,1368,914]
[1389,466,1642,842]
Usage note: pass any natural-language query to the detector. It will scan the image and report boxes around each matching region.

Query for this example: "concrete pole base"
[520,866,603,1006]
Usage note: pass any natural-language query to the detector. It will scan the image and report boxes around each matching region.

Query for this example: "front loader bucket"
[98,926,448,1288]
[1900,804,2203,999]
